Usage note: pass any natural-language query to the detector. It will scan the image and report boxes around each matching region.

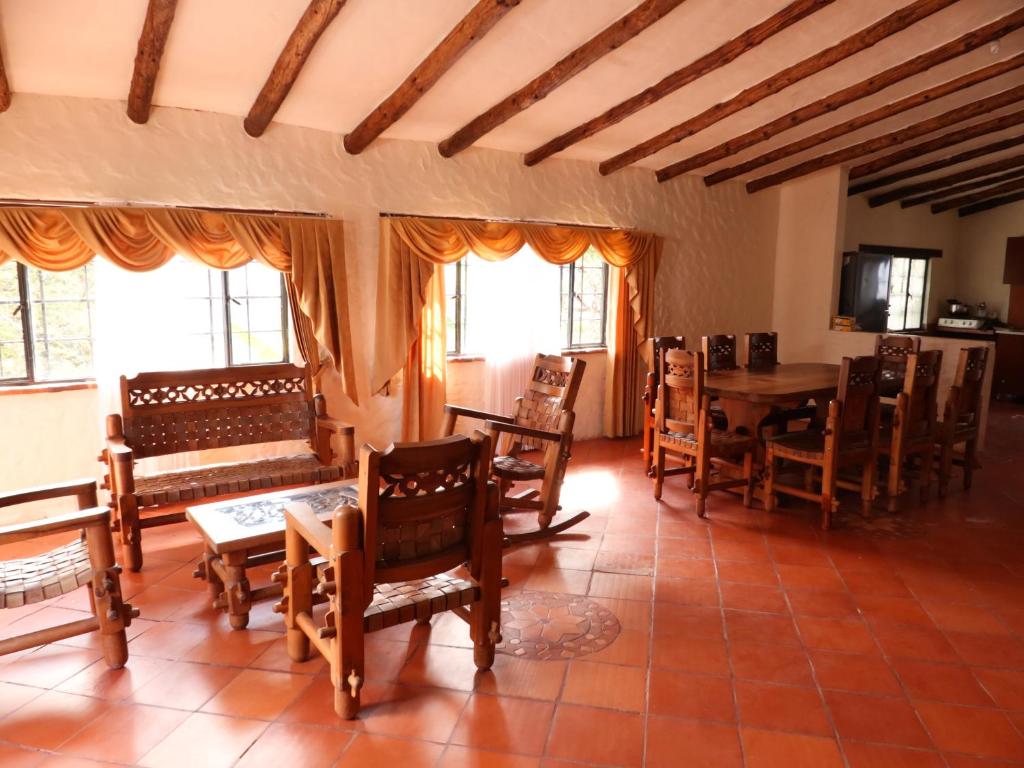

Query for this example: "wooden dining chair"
[764,356,881,530]
[744,331,817,440]
[279,433,502,719]
[652,348,756,518]
[0,480,138,667]
[879,350,942,511]
[875,334,921,399]
[936,346,988,496]
[702,335,739,371]
[443,354,588,543]
[745,332,779,370]
[642,336,686,476]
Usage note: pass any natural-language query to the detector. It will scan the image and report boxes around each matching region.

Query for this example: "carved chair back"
[702,335,738,372]
[118,364,318,459]
[511,354,584,434]
[900,350,943,440]
[659,348,706,437]
[874,334,921,398]
[357,433,493,605]
[836,355,881,438]
[745,332,779,370]
[649,336,687,401]
[948,346,988,428]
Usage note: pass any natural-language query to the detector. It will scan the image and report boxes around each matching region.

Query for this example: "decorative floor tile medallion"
[497,590,620,661]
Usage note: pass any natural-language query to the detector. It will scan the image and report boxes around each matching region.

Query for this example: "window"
[1,261,95,383]
[887,256,929,332]
[444,247,609,357]
[0,257,289,385]
[560,249,608,349]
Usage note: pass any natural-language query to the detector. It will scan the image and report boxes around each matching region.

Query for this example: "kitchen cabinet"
[994,330,1024,400]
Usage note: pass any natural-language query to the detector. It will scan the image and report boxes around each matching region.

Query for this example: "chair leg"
[963,439,977,491]
[919,445,934,503]
[85,524,131,670]
[283,527,312,663]
[333,629,364,720]
[642,420,653,477]
[472,518,503,671]
[861,458,876,517]
[886,453,901,513]
[938,439,953,497]
[763,448,777,513]
[742,451,754,509]
[653,443,665,500]
[117,495,143,572]
[695,450,710,519]
[821,460,836,531]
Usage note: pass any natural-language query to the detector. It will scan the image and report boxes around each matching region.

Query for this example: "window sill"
[564,347,607,355]
[0,380,97,397]
[446,348,606,363]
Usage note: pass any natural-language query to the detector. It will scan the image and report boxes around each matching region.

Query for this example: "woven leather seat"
[661,429,755,456]
[768,429,871,459]
[492,455,546,481]
[134,454,342,507]
[363,573,480,632]
[0,538,92,609]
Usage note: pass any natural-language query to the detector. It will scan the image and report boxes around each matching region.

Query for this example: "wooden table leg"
[221,550,252,631]
[193,546,224,603]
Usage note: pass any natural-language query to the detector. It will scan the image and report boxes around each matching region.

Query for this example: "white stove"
[936,316,988,330]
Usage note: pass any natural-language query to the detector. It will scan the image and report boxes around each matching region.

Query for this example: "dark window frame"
[1,260,289,387]
[560,256,609,351]
[446,259,468,357]
[887,255,930,333]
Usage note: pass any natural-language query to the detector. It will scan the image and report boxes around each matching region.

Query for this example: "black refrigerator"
[838,251,891,333]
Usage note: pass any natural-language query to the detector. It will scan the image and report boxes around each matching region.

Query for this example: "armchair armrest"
[0,506,110,546]
[285,502,334,560]
[483,420,562,445]
[315,417,354,436]
[642,371,655,404]
[102,437,134,463]
[0,478,98,510]
[444,404,514,424]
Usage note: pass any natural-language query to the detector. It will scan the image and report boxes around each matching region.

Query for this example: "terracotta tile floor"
[1,403,1023,767]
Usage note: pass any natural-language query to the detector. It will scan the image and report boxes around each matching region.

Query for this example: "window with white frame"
[445,247,609,357]
[0,257,289,385]
[887,256,929,332]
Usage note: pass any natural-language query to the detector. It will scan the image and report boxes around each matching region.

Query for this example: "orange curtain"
[374,216,661,439]
[0,205,357,404]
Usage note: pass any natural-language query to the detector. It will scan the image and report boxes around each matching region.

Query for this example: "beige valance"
[374,215,661,439]
[0,206,356,403]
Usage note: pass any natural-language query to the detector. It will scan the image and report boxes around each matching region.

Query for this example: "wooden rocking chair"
[279,433,502,719]
[443,354,588,544]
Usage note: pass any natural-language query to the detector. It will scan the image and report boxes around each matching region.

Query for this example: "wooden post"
[284,520,312,662]
[331,504,364,719]
[85,521,129,669]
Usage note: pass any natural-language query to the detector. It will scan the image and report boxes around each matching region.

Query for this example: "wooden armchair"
[101,363,355,571]
[653,349,756,518]
[880,350,942,511]
[0,480,138,667]
[642,336,686,476]
[936,346,987,496]
[745,332,818,440]
[875,334,921,399]
[764,356,881,530]
[279,433,502,719]
[443,354,588,543]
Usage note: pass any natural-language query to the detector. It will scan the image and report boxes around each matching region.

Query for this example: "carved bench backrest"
[119,363,315,459]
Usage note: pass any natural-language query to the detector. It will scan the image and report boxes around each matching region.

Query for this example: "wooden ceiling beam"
[598,0,956,176]
[437,0,687,159]
[745,89,1024,194]
[522,0,833,167]
[692,52,1024,187]
[932,175,1024,213]
[127,0,178,124]
[958,188,1024,216]
[903,168,1024,207]
[848,133,1024,194]
[344,0,519,155]
[655,8,1024,181]
[245,0,347,138]
[867,153,1024,206]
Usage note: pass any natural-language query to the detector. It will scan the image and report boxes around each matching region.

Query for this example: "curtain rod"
[0,198,330,219]
[379,211,635,232]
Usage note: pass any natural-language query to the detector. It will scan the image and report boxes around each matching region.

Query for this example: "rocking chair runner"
[443,354,588,543]
[279,433,502,719]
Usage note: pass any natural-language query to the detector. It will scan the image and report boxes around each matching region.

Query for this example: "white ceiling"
[1,0,1022,189]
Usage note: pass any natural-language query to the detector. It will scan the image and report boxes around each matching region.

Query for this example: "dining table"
[704,362,841,464]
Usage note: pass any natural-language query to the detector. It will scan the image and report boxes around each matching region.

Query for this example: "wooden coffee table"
[186,480,357,629]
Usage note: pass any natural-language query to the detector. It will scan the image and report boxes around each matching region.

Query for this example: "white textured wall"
[0,94,779,492]
[953,199,1022,323]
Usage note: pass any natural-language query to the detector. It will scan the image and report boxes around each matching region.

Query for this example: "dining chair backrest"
[874,334,920,398]
[650,336,686,398]
[901,350,943,440]
[659,348,705,436]
[948,346,988,428]
[836,355,881,437]
[745,332,778,370]
[702,335,738,372]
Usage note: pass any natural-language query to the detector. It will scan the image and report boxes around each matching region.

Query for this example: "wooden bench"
[99,363,355,572]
